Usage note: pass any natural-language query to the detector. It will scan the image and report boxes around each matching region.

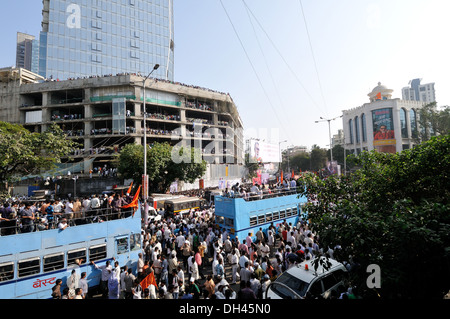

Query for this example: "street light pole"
[315,115,342,162]
[143,64,160,205]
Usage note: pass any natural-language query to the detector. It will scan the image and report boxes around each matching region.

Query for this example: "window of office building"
[361,113,367,142]
[349,119,354,144]
[410,109,418,138]
[400,108,408,138]
[355,116,360,143]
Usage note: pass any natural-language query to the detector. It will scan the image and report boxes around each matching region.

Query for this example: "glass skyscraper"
[37,0,174,81]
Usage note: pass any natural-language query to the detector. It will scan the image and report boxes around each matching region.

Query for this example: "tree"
[309,145,328,172]
[297,135,450,299]
[244,153,259,179]
[417,102,450,142]
[0,122,78,185]
[115,142,207,193]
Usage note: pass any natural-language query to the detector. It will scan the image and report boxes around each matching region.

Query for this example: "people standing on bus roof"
[19,202,34,233]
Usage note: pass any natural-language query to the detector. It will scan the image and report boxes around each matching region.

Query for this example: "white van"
[266,258,348,299]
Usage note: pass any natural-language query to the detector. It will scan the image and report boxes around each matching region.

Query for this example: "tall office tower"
[38,0,174,81]
[16,32,35,71]
[401,78,436,103]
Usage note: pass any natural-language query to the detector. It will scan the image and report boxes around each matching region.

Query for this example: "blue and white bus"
[214,189,307,241]
[0,204,142,299]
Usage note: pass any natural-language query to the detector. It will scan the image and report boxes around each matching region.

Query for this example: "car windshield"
[271,272,309,298]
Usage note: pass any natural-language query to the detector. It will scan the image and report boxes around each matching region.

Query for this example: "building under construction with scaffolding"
[0,67,245,193]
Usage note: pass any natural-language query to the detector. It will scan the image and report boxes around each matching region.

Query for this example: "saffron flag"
[280,170,283,181]
[140,271,158,290]
[292,170,294,178]
[127,182,133,194]
[121,185,141,209]
[376,92,381,100]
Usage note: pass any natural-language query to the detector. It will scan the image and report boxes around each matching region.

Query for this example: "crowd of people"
[1,180,358,300]
[0,192,134,235]
[48,186,355,300]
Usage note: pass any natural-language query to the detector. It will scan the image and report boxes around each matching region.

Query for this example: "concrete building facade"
[0,67,244,190]
[342,82,426,155]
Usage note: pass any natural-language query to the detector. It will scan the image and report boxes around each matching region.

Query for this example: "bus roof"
[164,197,202,204]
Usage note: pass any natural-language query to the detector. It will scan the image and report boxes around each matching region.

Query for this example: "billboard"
[372,108,396,153]
[249,140,280,163]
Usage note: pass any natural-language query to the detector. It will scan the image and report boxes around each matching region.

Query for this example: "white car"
[266,258,348,299]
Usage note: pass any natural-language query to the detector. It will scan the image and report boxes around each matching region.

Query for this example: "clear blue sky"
[1,0,449,150]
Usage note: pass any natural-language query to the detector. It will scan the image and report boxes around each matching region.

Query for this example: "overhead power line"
[219,0,292,141]
[298,0,329,117]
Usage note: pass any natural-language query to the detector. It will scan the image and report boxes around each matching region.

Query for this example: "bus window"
[0,262,14,282]
[68,248,87,266]
[249,216,257,226]
[266,212,272,222]
[130,233,141,251]
[89,244,107,262]
[272,211,279,221]
[286,208,293,217]
[43,253,64,272]
[116,237,129,254]
[225,217,234,227]
[215,215,224,225]
[280,210,286,219]
[292,207,298,216]
[258,214,265,225]
[18,257,40,278]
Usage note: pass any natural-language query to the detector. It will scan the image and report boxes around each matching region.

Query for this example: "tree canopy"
[297,135,450,299]
[115,142,207,193]
[0,122,78,184]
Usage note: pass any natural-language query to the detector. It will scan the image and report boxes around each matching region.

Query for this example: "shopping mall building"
[342,82,428,155]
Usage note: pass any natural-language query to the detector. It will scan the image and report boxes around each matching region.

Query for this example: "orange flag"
[121,185,141,209]
[280,170,283,181]
[376,92,381,100]
[127,182,133,194]
[291,170,294,178]
[140,271,158,290]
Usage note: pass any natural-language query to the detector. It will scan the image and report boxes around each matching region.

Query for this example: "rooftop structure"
[0,69,244,189]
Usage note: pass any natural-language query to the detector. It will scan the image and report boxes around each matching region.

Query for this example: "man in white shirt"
[79,272,88,299]
[91,258,114,298]
[287,231,297,249]
[64,200,74,220]
[82,197,91,216]
[239,252,249,269]
[260,242,270,258]
[120,265,128,299]
[229,249,239,284]
[90,194,100,211]
[176,232,185,253]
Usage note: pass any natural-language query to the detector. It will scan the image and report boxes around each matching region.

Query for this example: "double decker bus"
[214,189,307,241]
[0,203,142,299]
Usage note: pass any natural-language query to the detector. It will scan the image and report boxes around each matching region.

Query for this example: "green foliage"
[245,153,259,179]
[0,122,78,183]
[417,102,450,142]
[116,142,207,192]
[298,135,450,299]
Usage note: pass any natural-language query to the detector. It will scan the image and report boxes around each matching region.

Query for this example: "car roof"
[284,258,346,283]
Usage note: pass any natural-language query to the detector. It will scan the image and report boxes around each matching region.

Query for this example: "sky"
[1,0,449,151]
